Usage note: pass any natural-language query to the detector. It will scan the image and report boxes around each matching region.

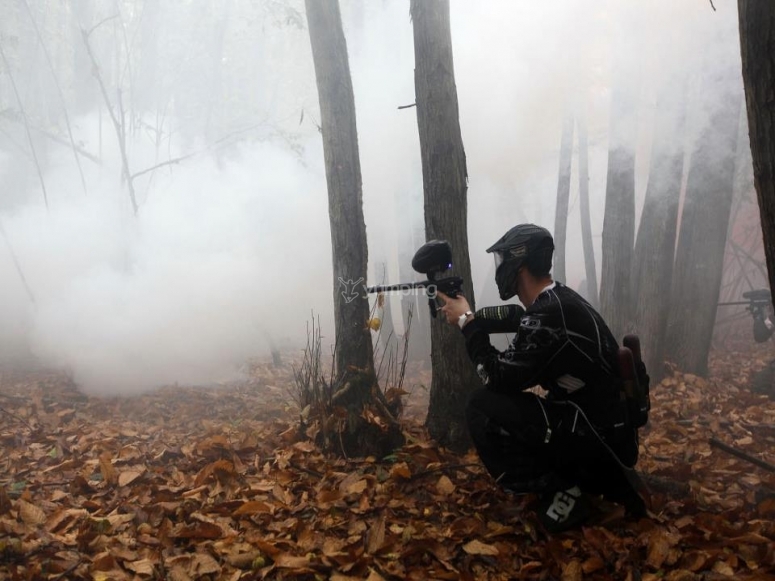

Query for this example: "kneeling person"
[438,224,645,532]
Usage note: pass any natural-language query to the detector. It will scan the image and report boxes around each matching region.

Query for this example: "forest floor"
[1,340,774,581]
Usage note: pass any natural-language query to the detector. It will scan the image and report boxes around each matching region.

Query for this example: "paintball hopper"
[366,239,462,318]
[411,240,453,278]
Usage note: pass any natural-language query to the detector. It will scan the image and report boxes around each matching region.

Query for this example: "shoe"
[534,485,591,533]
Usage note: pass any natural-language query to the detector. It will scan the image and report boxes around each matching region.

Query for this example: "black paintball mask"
[487,224,554,301]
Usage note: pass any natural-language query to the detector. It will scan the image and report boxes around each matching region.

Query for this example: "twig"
[289,461,323,479]
[86,14,120,37]
[410,462,484,481]
[20,0,88,196]
[0,108,101,164]
[81,28,138,214]
[113,0,135,119]
[0,405,35,431]
[709,0,716,11]
[0,42,48,207]
[709,437,775,472]
[729,239,768,284]
[52,556,83,580]
[397,103,416,110]
[0,219,36,305]
[0,125,32,160]
[130,153,196,181]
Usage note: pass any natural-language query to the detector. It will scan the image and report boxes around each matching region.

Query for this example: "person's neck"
[519,275,554,306]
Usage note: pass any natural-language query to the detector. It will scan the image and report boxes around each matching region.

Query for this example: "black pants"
[465,388,638,498]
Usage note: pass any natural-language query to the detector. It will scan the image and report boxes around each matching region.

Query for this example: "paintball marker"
[718,288,773,343]
[366,240,463,318]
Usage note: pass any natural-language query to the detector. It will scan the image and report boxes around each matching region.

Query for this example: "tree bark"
[306,0,403,458]
[600,74,638,339]
[631,76,687,382]
[305,0,374,378]
[410,0,479,452]
[666,62,743,375]
[577,112,598,307]
[738,0,775,306]
[553,112,573,284]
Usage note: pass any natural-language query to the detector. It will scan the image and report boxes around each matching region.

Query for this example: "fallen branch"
[709,437,775,473]
[410,462,484,481]
[0,405,35,431]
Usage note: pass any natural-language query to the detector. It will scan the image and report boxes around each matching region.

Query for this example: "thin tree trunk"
[600,72,638,339]
[411,0,479,452]
[305,0,374,379]
[21,0,88,196]
[666,61,743,376]
[81,29,138,215]
[306,0,403,458]
[577,111,598,307]
[631,76,687,382]
[553,112,573,284]
[738,0,775,305]
[0,43,48,208]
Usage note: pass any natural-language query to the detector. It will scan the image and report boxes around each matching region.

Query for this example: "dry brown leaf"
[167,565,193,581]
[192,553,221,575]
[681,551,708,572]
[561,560,583,581]
[125,558,155,576]
[99,453,116,486]
[367,514,386,554]
[232,500,273,516]
[436,474,455,495]
[581,555,605,574]
[274,553,311,569]
[170,521,223,539]
[711,560,735,576]
[646,530,672,569]
[106,512,134,528]
[366,569,387,581]
[462,539,499,556]
[341,477,368,496]
[389,462,411,480]
[665,570,699,581]
[18,500,46,526]
[118,468,144,487]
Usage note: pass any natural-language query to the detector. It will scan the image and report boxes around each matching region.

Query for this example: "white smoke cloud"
[0,123,333,394]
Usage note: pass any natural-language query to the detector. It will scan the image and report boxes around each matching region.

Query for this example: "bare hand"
[437,291,472,326]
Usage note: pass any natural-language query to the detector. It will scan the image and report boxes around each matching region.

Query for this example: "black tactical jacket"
[462,282,623,427]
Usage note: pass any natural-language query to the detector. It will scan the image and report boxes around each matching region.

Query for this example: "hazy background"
[0,0,751,393]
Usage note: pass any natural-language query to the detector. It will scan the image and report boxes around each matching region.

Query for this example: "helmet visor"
[493,251,507,270]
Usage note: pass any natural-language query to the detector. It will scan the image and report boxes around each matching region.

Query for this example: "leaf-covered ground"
[1,346,774,581]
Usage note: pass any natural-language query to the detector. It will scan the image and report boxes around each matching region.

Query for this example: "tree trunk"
[553,112,573,284]
[577,111,598,307]
[410,0,479,452]
[306,0,401,457]
[600,75,638,339]
[631,76,687,382]
[666,63,743,375]
[738,0,775,306]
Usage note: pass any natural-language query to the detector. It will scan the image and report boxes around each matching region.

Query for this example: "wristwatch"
[457,311,474,329]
